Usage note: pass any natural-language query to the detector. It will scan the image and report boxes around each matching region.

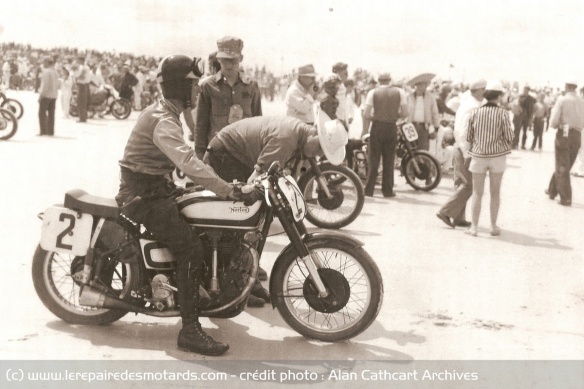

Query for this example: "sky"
[1,0,583,87]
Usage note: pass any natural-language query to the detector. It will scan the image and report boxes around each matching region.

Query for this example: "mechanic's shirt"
[213,116,314,172]
[195,71,262,154]
[119,99,233,198]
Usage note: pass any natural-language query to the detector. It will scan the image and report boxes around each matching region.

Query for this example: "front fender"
[268,230,364,304]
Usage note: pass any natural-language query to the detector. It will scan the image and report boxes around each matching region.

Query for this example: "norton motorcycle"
[70,84,132,120]
[0,107,18,141]
[0,85,24,119]
[33,162,383,342]
[352,121,441,191]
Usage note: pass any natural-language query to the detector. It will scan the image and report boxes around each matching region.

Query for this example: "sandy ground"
[0,90,583,362]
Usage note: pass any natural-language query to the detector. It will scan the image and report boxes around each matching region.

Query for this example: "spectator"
[71,56,91,123]
[465,80,514,236]
[546,80,584,206]
[37,57,59,136]
[285,64,318,124]
[406,79,440,151]
[119,61,138,101]
[59,67,73,119]
[531,92,548,151]
[332,62,353,130]
[518,86,536,149]
[319,73,341,120]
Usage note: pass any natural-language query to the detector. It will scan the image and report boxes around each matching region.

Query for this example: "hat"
[332,62,348,73]
[407,73,436,87]
[469,79,487,90]
[298,64,317,77]
[566,80,578,87]
[216,36,243,59]
[486,79,504,92]
[323,73,341,85]
[314,105,348,165]
[378,73,391,82]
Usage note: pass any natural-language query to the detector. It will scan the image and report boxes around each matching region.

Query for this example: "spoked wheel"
[110,99,131,119]
[272,239,383,342]
[1,98,24,119]
[0,107,18,140]
[401,150,441,191]
[297,163,365,229]
[32,237,140,325]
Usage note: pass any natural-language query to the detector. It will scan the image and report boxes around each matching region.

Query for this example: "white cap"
[486,79,503,92]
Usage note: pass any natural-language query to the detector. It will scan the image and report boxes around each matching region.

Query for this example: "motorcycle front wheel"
[32,237,141,325]
[110,99,131,120]
[1,98,24,119]
[272,239,383,342]
[0,108,18,140]
[401,150,441,191]
[297,164,365,229]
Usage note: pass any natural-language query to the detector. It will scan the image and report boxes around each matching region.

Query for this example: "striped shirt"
[466,102,514,158]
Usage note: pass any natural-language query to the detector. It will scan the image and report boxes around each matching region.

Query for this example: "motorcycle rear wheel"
[110,99,131,120]
[1,98,24,119]
[297,164,365,229]
[401,150,441,191]
[0,108,18,140]
[272,240,383,342]
[32,238,140,325]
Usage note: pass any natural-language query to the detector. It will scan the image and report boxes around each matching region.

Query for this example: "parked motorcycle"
[0,86,24,119]
[0,107,18,140]
[33,162,383,342]
[70,84,132,120]
[352,122,441,191]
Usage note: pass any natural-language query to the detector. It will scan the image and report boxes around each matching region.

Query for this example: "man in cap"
[437,79,486,228]
[116,55,261,357]
[406,79,441,151]
[319,73,341,120]
[285,64,319,124]
[332,62,354,130]
[71,56,91,122]
[361,72,409,197]
[546,80,584,206]
[195,36,262,160]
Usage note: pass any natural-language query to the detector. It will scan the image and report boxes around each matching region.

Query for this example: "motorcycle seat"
[64,189,119,220]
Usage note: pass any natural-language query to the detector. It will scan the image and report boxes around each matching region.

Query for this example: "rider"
[115,54,261,356]
[203,111,348,184]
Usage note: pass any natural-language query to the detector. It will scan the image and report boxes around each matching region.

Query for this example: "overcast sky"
[1,0,583,87]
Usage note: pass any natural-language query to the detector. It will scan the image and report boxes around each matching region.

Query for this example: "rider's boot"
[177,266,229,356]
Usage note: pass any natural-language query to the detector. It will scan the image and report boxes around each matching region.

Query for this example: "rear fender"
[268,230,364,304]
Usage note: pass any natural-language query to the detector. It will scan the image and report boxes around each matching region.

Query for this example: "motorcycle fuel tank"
[176,190,263,229]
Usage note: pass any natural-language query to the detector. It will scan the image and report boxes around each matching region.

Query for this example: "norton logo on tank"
[229,206,249,213]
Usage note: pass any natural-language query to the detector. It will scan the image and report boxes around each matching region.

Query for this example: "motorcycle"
[0,107,18,141]
[70,84,132,120]
[33,161,383,342]
[352,121,442,191]
[0,85,24,119]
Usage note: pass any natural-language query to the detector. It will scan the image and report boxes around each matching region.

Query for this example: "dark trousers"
[547,129,581,203]
[38,97,56,135]
[512,114,523,148]
[76,83,90,122]
[115,170,202,325]
[413,122,429,151]
[365,121,397,196]
[439,148,472,222]
[520,118,531,148]
[531,118,544,150]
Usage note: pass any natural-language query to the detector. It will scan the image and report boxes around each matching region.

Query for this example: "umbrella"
[407,73,436,87]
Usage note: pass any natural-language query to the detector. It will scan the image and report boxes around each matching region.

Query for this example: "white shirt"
[454,90,484,156]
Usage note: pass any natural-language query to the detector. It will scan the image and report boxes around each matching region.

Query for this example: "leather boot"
[177,322,229,356]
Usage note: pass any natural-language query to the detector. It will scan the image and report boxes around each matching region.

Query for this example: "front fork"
[268,183,329,297]
[307,157,333,199]
[399,130,422,175]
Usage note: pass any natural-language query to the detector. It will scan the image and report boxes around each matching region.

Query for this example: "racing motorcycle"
[70,84,132,120]
[0,107,18,141]
[0,85,24,119]
[352,121,441,191]
[33,162,383,342]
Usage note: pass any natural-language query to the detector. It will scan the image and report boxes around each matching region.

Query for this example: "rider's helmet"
[157,55,204,108]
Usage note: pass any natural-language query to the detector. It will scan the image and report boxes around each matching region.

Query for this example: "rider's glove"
[232,183,263,206]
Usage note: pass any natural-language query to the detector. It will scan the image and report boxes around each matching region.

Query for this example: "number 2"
[56,213,76,250]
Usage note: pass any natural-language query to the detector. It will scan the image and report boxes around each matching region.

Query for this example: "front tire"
[1,98,24,119]
[297,163,365,229]
[110,99,131,119]
[401,150,441,191]
[272,240,383,342]
[0,108,18,140]
[32,235,141,325]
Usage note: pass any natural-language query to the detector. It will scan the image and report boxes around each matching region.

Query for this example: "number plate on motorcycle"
[278,176,306,222]
[40,206,93,256]
[402,123,418,142]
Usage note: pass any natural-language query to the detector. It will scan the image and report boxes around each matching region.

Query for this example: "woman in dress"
[465,80,515,236]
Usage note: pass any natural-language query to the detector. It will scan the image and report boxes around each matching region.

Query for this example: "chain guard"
[303,268,351,313]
